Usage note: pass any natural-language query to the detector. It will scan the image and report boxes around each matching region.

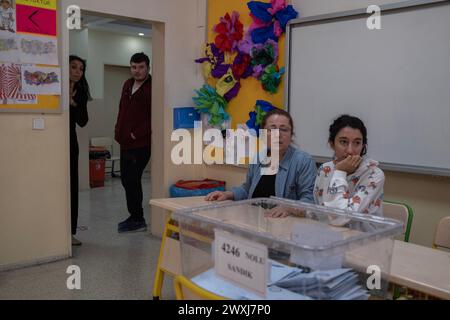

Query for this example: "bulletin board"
[0,0,61,113]
[207,0,286,129]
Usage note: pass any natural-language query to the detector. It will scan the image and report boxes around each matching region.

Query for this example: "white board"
[286,0,450,176]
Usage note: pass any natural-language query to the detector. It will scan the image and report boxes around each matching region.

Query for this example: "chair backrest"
[90,137,112,148]
[383,201,414,242]
[433,216,450,250]
[174,275,226,300]
[90,136,116,156]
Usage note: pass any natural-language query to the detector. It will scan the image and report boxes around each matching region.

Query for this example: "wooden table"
[389,240,450,299]
[150,196,450,300]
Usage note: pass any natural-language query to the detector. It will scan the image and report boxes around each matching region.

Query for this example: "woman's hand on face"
[69,82,76,96]
[204,191,234,201]
[69,84,77,106]
[265,206,291,218]
[335,155,362,175]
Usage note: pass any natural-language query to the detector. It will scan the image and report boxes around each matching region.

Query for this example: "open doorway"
[68,11,154,245]
[69,12,152,189]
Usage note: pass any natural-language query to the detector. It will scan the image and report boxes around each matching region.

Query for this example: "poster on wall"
[1,32,58,65]
[18,34,58,65]
[0,30,19,62]
[1,0,60,112]
[6,96,37,104]
[0,0,16,34]
[21,65,61,95]
[0,63,36,102]
[16,2,56,36]
[16,96,37,104]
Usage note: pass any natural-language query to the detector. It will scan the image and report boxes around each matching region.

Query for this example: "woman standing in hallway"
[69,55,91,246]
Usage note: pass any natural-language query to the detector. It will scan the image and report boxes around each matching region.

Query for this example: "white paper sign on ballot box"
[214,229,268,297]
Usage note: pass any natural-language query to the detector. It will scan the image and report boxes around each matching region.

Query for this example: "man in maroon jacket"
[115,52,152,233]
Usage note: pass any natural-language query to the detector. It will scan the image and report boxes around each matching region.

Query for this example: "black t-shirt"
[252,174,276,198]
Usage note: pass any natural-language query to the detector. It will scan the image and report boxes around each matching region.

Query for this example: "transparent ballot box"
[172,198,403,300]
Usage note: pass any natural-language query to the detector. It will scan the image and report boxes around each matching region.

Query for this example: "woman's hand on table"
[204,191,234,201]
[265,206,306,219]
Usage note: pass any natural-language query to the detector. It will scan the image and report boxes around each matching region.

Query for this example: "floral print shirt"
[314,158,385,217]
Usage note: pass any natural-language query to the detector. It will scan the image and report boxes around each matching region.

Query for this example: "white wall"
[0,0,205,269]
[95,65,130,152]
[291,0,413,15]
[69,29,89,60]
[84,29,152,99]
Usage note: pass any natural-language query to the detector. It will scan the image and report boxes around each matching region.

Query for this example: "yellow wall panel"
[207,0,285,129]
[0,95,60,112]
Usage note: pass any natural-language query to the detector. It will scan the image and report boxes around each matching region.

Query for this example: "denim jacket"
[231,145,317,203]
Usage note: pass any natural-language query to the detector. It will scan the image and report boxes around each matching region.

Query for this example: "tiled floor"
[0,175,175,300]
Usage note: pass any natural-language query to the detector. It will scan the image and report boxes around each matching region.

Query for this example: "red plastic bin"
[89,159,105,188]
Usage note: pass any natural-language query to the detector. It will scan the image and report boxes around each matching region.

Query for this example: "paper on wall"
[21,65,61,95]
[0,0,16,34]
[0,30,19,62]
[0,62,36,100]
[18,34,58,65]
[2,97,37,105]
[7,96,37,104]
[16,4,56,36]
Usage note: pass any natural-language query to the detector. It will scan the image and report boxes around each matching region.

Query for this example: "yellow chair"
[433,216,450,250]
[173,275,226,300]
[383,201,414,242]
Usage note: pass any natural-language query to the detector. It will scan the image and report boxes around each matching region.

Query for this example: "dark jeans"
[120,146,151,220]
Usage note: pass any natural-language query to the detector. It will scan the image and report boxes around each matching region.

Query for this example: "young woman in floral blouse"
[314,115,385,224]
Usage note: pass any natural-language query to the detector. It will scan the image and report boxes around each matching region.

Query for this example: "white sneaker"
[72,236,82,246]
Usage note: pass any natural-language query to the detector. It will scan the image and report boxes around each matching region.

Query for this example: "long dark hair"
[329,114,368,156]
[70,55,92,101]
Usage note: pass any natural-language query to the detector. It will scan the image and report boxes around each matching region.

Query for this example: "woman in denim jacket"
[205,109,316,217]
